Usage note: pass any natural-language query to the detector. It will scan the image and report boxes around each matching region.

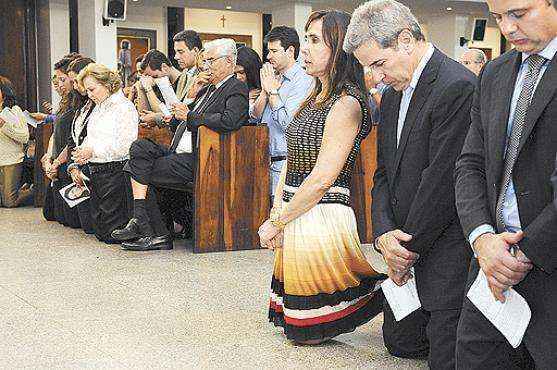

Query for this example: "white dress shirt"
[175,74,234,154]
[397,43,435,146]
[82,89,138,163]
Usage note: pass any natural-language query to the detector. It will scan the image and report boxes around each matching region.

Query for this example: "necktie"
[194,84,216,113]
[170,84,216,152]
[495,54,547,232]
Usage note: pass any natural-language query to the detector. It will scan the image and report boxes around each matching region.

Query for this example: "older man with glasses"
[459,48,487,76]
[112,38,249,251]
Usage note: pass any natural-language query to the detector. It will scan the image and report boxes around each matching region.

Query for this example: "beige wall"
[184,8,263,58]
[468,26,502,60]
[122,4,168,56]
[49,0,70,108]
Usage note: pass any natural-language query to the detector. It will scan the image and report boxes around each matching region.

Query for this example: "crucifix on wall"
[220,15,226,27]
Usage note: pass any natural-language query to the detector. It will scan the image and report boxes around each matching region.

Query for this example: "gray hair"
[343,0,425,53]
[204,38,237,64]
[467,48,487,64]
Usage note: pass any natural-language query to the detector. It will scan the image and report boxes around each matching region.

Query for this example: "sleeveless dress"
[268,84,384,342]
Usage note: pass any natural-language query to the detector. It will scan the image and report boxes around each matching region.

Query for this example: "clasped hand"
[376,229,418,286]
[258,219,283,250]
[474,231,532,302]
[260,63,281,94]
[72,147,93,165]
[171,103,189,121]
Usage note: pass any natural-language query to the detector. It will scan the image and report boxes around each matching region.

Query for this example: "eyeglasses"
[201,55,229,68]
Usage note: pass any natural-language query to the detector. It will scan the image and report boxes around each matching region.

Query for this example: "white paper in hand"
[155,76,180,106]
[381,268,422,321]
[23,110,40,127]
[0,107,19,125]
[59,183,90,208]
[467,270,531,348]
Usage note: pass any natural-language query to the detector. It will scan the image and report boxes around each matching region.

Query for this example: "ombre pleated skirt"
[269,202,385,342]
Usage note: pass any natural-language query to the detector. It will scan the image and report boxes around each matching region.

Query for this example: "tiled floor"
[0,207,426,369]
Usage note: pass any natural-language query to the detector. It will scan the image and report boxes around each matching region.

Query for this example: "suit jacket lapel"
[196,77,233,114]
[490,51,521,185]
[391,49,442,182]
[518,53,557,153]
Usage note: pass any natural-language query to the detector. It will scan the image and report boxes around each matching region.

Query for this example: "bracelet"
[270,217,287,230]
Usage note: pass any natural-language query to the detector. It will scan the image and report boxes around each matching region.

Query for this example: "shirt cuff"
[183,97,194,105]
[468,224,496,256]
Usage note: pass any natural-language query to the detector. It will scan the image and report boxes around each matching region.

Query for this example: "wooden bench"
[192,125,270,253]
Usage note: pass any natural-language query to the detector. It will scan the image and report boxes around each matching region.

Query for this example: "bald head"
[460,49,487,76]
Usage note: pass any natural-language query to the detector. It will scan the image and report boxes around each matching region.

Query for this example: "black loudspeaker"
[104,0,127,21]
[472,18,487,41]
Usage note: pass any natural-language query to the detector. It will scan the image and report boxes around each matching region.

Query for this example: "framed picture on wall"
[116,27,157,74]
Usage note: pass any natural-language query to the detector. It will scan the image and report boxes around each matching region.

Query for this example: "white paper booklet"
[0,107,19,125]
[22,110,40,127]
[155,76,180,107]
[59,183,90,208]
[467,270,531,348]
[381,268,422,321]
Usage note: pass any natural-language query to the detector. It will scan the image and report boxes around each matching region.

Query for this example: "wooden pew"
[193,126,270,253]
[350,127,378,244]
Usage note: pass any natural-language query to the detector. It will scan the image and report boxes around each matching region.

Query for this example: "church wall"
[184,8,263,58]
[49,0,70,109]
[122,4,168,56]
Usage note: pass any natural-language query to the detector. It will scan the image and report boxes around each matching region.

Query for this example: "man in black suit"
[112,38,249,251]
[454,0,557,368]
[344,1,476,368]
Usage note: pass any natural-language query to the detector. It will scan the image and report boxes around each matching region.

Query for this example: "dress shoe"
[121,235,173,251]
[111,218,150,241]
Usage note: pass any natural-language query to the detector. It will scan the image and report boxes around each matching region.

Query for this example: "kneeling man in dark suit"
[455,0,557,368]
[112,38,249,251]
[344,1,476,368]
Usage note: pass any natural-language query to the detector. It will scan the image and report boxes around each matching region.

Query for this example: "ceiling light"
[446,7,453,11]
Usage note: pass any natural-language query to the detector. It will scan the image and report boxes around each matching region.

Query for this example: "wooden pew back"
[194,126,270,253]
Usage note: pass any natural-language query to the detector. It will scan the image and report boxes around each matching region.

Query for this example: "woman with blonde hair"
[74,63,138,243]
[259,10,384,344]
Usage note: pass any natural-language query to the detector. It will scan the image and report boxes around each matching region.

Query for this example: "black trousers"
[456,297,535,370]
[382,301,461,370]
[89,161,132,244]
[127,139,194,236]
[42,182,56,221]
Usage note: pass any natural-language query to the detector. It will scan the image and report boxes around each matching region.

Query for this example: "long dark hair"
[68,57,95,110]
[0,75,17,108]
[236,46,262,90]
[54,54,82,114]
[299,10,368,111]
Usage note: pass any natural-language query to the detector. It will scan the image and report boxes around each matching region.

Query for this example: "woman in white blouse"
[74,63,138,243]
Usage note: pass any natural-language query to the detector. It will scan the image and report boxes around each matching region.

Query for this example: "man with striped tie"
[454,0,557,368]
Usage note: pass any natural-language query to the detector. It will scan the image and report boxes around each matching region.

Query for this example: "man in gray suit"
[454,0,557,368]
